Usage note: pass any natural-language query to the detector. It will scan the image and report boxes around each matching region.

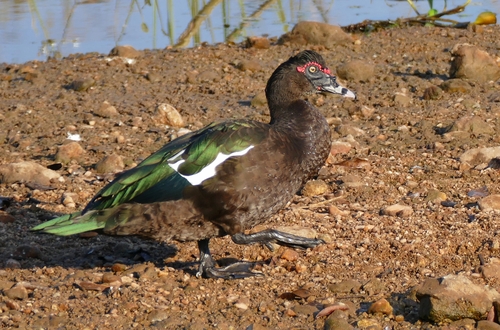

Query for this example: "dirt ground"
[1,24,500,329]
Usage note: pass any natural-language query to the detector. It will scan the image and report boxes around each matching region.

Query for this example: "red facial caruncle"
[296,61,331,75]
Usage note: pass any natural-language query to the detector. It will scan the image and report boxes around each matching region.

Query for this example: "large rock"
[0,161,60,186]
[55,141,85,164]
[460,146,500,167]
[278,21,352,48]
[449,44,500,83]
[478,194,500,211]
[416,274,500,322]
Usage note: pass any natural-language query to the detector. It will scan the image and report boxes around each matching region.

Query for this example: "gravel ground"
[1,24,500,329]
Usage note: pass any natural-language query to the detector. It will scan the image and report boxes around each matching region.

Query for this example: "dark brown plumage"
[33,50,355,279]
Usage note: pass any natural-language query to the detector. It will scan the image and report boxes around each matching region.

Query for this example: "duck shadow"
[0,201,189,273]
[1,201,267,276]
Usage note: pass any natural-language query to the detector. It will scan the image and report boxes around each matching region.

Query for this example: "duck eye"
[308,66,317,73]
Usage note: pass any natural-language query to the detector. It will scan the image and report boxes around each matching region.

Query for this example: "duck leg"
[231,229,324,251]
[196,239,263,279]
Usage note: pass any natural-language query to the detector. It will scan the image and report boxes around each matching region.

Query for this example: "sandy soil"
[1,25,500,329]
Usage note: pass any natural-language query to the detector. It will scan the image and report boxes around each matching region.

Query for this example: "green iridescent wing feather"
[32,120,267,235]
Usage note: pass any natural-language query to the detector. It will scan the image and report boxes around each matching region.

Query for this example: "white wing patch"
[168,145,254,185]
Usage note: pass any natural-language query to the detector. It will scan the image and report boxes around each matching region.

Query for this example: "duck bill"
[319,75,356,99]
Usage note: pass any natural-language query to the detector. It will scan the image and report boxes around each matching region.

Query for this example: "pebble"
[109,45,141,58]
[280,249,299,262]
[154,103,185,128]
[340,174,364,188]
[0,211,15,223]
[94,154,124,174]
[440,79,471,93]
[55,142,85,164]
[245,36,270,49]
[425,189,447,203]
[330,141,352,156]
[197,70,220,83]
[335,125,365,137]
[70,77,95,92]
[356,318,382,329]
[324,316,354,330]
[449,43,500,83]
[380,204,413,217]
[147,309,169,322]
[423,85,442,100]
[291,303,318,316]
[236,59,262,72]
[13,245,42,259]
[478,194,500,211]
[4,286,28,300]
[5,259,21,269]
[368,298,393,315]
[0,161,60,186]
[336,60,375,82]
[278,21,353,48]
[94,101,119,118]
[477,320,500,330]
[448,116,494,135]
[251,92,267,107]
[394,93,411,106]
[301,179,329,197]
[146,72,161,82]
[328,279,362,294]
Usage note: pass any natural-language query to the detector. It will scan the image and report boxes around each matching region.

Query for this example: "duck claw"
[231,229,324,250]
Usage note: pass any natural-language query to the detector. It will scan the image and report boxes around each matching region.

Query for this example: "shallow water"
[0,0,497,64]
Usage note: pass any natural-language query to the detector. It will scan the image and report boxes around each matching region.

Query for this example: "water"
[0,0,498,64]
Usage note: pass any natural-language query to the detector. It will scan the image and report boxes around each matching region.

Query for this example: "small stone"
[356,318,382,329]
[423,85,442,100]
[368,298,393,315]
[328,205,349,216]
[197,70,220,83]
[336,60,375,82]
[147,309,169,322]
[94,154,124,174]
[0,161,60,186]
[55,142,85,164]
[330,141,352,156]
[154,103,185,128]
[324,315,354,330]
[302,179,328,197]
[280,249,299,262]
[102,273,122,284]
[480,258,500,281]
[291,304,319,316]
[146,72,161,83]
[440,79,471,93]
[380,204,413,217]
[335,125,365,137]
[5,259,21,269]
[13,245,41,259]
[479,195,500,211]
[278,21,353,48]
[112,263,128,272]
[394,93,411,106]
[245,36,271,49]
[251,92,267,107]
[0,211,15,223]
[341,174,364,188]
[328,279,362,294]
[234,300,249,310]
[94,101,119,118]
[425,189,447,203]
[71,77,95,92]
[477,320,500,330]
[109,45,141,58]
[4,286,28,300]
[236,59,262,72]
